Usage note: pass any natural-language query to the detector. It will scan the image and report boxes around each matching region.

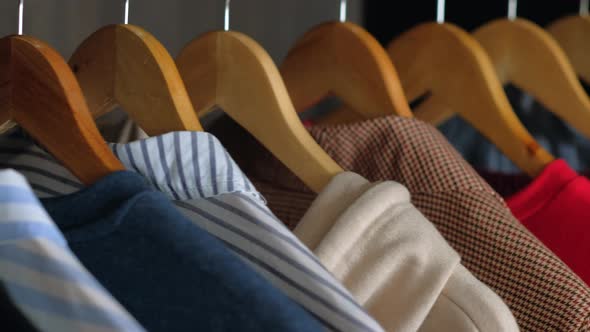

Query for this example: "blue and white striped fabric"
[0,132,384,332]
[0,169,145,332]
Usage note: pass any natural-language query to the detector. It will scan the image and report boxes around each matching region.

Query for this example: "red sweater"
[507,160,590,285]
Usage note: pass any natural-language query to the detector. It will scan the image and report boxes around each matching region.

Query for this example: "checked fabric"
[211,115,590,332]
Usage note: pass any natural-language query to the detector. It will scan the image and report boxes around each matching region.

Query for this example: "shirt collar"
[0,132,264,203]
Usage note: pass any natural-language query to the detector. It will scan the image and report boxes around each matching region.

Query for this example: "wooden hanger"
[387,22,554,177]
[0,35,124,184]
[471,17,590,139]
[69,24,202,135]
[280,21,413,119]
[176,30,343,192]
[547,15,590,85]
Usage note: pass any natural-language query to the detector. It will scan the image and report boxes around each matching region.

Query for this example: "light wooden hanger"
[547,1,590,85]
[176,0,342,192]
[386,2,554,177]
[279,0,412,120]
[68,0,202,135]
[471,0,590,139]
[0,2,124,184]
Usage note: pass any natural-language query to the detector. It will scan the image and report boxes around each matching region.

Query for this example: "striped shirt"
[0,169,145,332]
[0,132,383,332]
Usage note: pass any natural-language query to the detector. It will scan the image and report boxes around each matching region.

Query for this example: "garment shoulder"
[309,116,497,194]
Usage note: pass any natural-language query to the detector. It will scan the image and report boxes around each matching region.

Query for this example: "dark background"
[366,1,581,45]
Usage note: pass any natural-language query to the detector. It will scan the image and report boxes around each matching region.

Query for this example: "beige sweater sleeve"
[296,173,519,332]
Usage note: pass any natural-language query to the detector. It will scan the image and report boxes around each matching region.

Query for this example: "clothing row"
[0,124,515,332]
[0,110,586,331]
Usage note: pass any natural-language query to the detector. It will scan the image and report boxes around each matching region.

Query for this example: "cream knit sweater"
[296,172,519,332]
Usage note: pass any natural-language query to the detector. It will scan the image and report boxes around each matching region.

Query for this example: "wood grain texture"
[473,18,590,140]
[69,24,202,136]
[547,15,590,85]
[280,21,413,119]
[0,35,124,184]
[387,23,554,177]
[177,31,343,192]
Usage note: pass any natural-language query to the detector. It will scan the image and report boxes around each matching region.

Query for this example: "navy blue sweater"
[42,171,321,332]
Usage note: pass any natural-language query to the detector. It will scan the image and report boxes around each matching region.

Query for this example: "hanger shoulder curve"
[547,15,590,85]
[0,35,124,184]
[473,18,590,139]
[387,22,554,177]
[176,31,343,192]
[280,21,413,118]
[69,24,202,135]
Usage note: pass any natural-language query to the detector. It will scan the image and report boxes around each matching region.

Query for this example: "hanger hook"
[436,0,445,24]
[224,0,231,31]
[123,0,130,24]
[581,0,589,16]
[18,0,24,35]
[339,0,347,22]
[507,0,517,20]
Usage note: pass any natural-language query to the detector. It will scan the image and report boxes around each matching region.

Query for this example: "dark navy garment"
[41,171,322,332]
[0,283,38,332]
[437,84,590,173]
